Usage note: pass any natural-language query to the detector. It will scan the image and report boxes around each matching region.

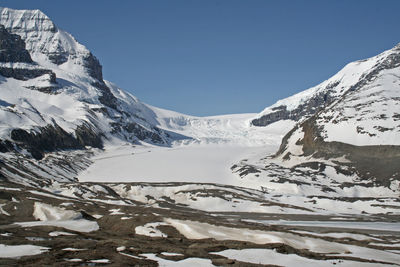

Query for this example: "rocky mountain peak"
[0,7,103,81]
[0,7,56,34]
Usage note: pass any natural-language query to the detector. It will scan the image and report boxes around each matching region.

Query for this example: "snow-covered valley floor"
[78,144,273,188]
[78,113,294,187]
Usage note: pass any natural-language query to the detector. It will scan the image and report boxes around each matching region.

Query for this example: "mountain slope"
[0,7,174,162]
[235,43,400,195]
[252,43,400,127]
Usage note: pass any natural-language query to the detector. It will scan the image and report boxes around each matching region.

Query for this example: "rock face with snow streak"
[0,8,101,80]
[0,7,171,162]
[252,43,400,127]
[249,43,400,187]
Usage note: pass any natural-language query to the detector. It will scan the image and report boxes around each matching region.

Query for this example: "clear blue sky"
[2,0,400,116]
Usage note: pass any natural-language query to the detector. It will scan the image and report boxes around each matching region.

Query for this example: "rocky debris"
[0,180,399,266]
[273,115,400,186]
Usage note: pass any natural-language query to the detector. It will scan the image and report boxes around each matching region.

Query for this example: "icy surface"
[140,253,215,267]
[135,222,168,238]
[14,202,99,232]
[0,244,49,258]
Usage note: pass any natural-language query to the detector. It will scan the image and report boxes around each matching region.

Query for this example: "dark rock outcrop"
[0,67,56,82]
[252,90,335,127]
[10,122,103,160]
[0,24,57,85]
[92,81,119,110]
[111,122,164,144]
[84,53,103,82]
[0,24,32,63]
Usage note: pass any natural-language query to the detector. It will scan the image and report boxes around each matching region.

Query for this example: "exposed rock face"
[84,53,103,81]
[0,7,103,81]
[0,25,32,63]
[252,91,335,126]
[0,24,57,85]
[0,66,56,82]
[276,117,400,186]
[92,81,119,110]
[111,121,164,144]
[10,122,103,160]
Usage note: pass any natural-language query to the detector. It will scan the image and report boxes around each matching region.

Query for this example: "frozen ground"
[78,144,273,187]
[78,116,294,188]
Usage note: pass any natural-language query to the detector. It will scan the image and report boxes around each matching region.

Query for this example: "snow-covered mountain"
[251,43,400,127]
[236,42,400,194]
[0,7,175,161]
[0,7,292,185]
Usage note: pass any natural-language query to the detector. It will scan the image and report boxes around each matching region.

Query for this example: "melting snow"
[0,244,49,258]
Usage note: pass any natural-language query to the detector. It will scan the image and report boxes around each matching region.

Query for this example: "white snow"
[0,204,10,216]
[0,186,20,191]
[78,119,294,188]
[14,202,99,232]
[90,259,110,263]
[0,233,12,237]
[116,246,126,252]
[0,244,49,258]
[62,248,86,251]
[33,202,79,221]
[161,252,184,256]
[48,231,76,237]
[135,222,168,238]
[318,67,400,146]
[79,144,275,187]
[140,253,214,267]
[16,220,99,233]
[109,208,124,215]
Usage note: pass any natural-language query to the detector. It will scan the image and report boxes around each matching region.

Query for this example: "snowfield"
[78,144,272,186]
[78,116,295,187]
